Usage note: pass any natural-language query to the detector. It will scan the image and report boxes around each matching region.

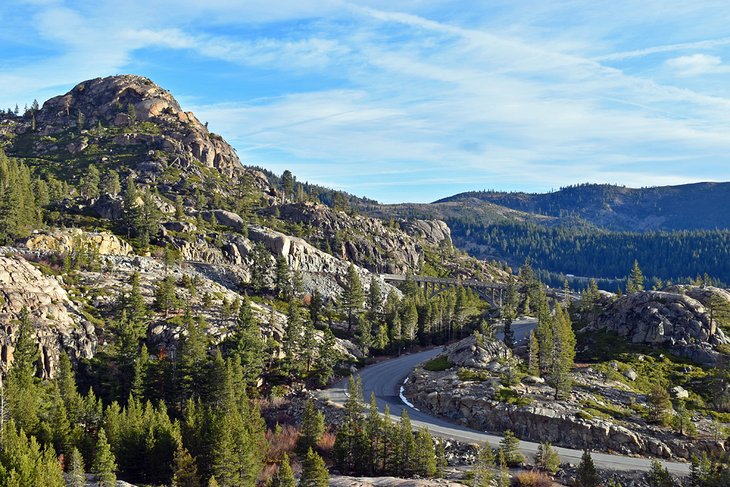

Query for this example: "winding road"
[322,318,690,476]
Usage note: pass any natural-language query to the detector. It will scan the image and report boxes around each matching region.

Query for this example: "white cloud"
[665,53,730,76]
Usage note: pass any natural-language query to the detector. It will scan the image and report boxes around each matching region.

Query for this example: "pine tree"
[498,430,524,467]
[472,441,495,487]
[367,276,383,325]
[414,427,437,477]
[68,447,86,487]
[342,263,364,332]
[230,297,265,389]
[100,169,121,196]
[271,453,296,487]
[534,442,560,474]
[92,429,117,487]
[399,410,416,475]
[626,259,645,294]
[435,439,447,478]
[502,304,515,349]
[155,275,178,318]
[314,327,339,386]
[646,459,674,487]
[547,303,576,399]
[528,330,539,376]
[275,255,292,299]
[172,445,201,487]
[281,170,294,199]
[496,450,510,487]
[575,450,600,487]
[299,399,325,454]
[299,448,329,487]
[250,243,272,292]
[647,385,672,426]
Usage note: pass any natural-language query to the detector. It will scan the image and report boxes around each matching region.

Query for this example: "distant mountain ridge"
[434,182,730,232]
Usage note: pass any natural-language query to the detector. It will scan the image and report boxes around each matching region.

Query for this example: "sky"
[2,1,730,203]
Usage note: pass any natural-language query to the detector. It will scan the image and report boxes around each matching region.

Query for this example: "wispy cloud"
[2,0,730,202]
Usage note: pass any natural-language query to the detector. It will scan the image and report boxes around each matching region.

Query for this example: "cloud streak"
[2,0,730,202]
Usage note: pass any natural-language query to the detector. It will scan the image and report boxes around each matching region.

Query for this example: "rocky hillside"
[0,74,510,378]
[586,289,730,365]
[0,254,96,378]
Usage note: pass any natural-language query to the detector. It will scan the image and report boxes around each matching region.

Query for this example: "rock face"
[247,225,393,298]
[404,365,718,461]
[271,202,424,274]
[26,74,244,179]
[589,290,730,365]
[0,255,96,378]
[400,219,452,246]
[445,334,512,369]
[26,228,133,256]
[330,477,467,487]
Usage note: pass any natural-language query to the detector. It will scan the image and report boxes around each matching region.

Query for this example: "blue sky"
[2,1,730,203]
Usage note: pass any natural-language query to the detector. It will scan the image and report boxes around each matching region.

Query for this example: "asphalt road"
[322,318,690,476]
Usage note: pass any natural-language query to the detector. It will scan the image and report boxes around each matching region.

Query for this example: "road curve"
[322,329,689,476]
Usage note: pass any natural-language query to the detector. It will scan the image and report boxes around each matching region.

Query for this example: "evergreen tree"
[92,429,117,487]
[496,450,510,487]
[100,169,121,196]
[647,385,672,426]
[547,303,576,399]
[314,327,339,386]
[472,441,495,487]
[528,330,539,376]
[414,427,437,477]
[367,276,383,325]
[275,255,292,299]
[435,439,447,478]
[230,297,265,389]
[250,243,272,292]
[627,259,645,293]
[271,453,296,487]
[498,430,524,467]
[299,448,328,487]
[172,445,201,487]
[342,263,364,332]
[534,442,560,474]
[155,275,178,318]
[80,165,101,199]
[671,400,697,437]
[646,459,674,487]
[299,399,325,454]
[68,447,86,487]
[575,450,600,487]
[281,170,294,199]
[502,304,515,349]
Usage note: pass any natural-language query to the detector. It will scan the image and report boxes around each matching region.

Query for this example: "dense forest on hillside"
[450,220,730,288]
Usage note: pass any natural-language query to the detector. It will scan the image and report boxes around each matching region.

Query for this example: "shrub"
[423,356,453,372]
[514,470,553,487]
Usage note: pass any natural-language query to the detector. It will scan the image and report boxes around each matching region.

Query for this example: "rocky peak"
[16,74,244,179]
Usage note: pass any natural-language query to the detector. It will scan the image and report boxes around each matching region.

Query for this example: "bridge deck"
[379,274,506,289]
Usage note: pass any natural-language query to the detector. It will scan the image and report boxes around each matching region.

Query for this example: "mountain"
[436,182,730,232]
[0,74,509,378]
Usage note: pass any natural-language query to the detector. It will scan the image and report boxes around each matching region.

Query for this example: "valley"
[0,75,728,487]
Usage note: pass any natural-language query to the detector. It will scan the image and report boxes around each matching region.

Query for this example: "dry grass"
[317,430,336,453]
[514,470,554,487]
[266,424,300,463]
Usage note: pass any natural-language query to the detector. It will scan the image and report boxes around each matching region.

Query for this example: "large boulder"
[589,290,730,365]
[0,255,96,378]
[400,219,452,246]
[26,228,133,256]
[445,334,512,369]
